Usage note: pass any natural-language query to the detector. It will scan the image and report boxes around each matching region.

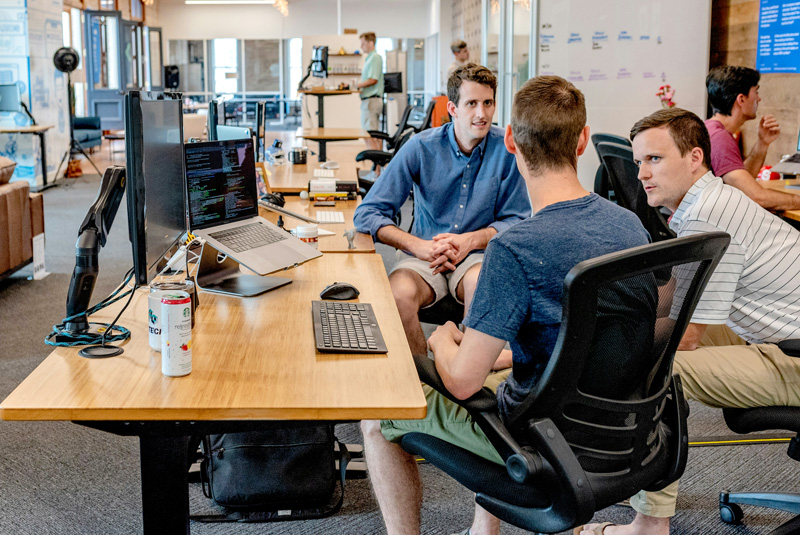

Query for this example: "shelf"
[328,72,362,75]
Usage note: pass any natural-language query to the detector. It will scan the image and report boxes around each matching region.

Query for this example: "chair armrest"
[412,353,542,482]
[356,150,393,167]
[73,116,101,130]
[367,130,390,141]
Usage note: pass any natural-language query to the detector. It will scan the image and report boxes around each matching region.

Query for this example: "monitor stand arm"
[63,166,127,334]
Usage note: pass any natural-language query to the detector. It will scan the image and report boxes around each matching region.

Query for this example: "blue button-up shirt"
[354,122,531,243]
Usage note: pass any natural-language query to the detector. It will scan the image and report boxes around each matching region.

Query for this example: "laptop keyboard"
[316,211,345,224]
[312,300,388,353]
[209,222,288,253]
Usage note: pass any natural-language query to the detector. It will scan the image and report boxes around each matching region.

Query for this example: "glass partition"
[244,40,280,92]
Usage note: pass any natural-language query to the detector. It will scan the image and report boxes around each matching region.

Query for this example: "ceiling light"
[185,0,274,4]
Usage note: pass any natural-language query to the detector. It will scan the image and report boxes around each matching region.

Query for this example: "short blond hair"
[359,32,376,43]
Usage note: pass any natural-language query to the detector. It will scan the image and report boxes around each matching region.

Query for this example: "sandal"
[573,522,616,535]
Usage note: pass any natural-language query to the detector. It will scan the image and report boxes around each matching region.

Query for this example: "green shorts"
[380,368,511,465]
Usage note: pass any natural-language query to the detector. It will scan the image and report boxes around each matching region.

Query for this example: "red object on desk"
[758,165,780,181]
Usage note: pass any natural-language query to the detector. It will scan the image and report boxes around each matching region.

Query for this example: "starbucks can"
[160,291,192,377]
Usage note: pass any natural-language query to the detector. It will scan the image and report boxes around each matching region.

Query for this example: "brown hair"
[447,63,496,106]
[510,75,586,174]
[630,108,712,171]
[450,40,467,54]
[359,32,376,43]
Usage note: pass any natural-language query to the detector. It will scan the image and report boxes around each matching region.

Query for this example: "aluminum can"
[148,287,168,352]
[160,291,192,377]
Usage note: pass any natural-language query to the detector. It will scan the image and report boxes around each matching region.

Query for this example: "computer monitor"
[384,72,403,94]
[207,100,220,141]
[125,90,188,286]
[216,124,252,141]
[0,84,21,113]
[311,46,328,78]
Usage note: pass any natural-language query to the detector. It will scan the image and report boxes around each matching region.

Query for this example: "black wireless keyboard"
[312,300,388,354]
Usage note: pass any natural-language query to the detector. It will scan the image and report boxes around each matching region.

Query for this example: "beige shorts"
[360,98,382,131]
[389,250,484,307]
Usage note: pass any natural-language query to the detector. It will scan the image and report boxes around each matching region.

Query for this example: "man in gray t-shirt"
[362,76,650,535]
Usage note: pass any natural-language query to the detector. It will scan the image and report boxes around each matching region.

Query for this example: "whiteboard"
[536,0,712,189]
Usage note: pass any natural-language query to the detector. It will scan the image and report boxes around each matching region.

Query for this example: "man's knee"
[361,419,383,439]
[457,263,482,301]
[390,270,432,312]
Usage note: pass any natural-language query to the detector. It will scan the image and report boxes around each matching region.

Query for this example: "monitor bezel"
[125,90,187,287]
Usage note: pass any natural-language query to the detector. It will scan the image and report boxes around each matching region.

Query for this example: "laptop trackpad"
[271,243,308,265]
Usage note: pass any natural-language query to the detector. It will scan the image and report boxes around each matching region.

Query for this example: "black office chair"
[400,232,731,533]
[591,133,629,201]
[367,105,415,152]
[596,141,677,242]
[719,400,800,534]
[356,128,415,195]
[415,100,436,132]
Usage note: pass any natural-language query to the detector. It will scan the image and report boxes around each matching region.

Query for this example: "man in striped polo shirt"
[578,108,800,535]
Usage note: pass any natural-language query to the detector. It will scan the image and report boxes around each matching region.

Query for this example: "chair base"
[720,491,800,534]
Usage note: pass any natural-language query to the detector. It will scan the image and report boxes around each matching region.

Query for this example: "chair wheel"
[719,502,743,524]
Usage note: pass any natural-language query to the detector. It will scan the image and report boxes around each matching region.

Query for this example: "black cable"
[44,268,136,348]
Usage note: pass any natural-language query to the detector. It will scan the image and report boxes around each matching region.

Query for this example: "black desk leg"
[317,140,327,162]
[139,435,191,535]
[38,133,47,187]
[316,94,325,128]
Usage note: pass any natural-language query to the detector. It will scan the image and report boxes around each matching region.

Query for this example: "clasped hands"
[413,232,474,275]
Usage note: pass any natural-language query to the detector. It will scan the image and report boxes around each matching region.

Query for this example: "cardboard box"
[0,181,32,274]
[30,192,44,237]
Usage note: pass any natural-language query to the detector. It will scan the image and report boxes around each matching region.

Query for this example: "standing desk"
[0,254,425,534]
[258,196,375,253]
[299,128,369,162]
[0,125,53,190]
[297,89,359,128]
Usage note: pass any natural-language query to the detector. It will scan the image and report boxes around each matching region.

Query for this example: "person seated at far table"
[353,63,531,358]
[704,66,800,211]
[361,75,651,535]
[578,107,800,535]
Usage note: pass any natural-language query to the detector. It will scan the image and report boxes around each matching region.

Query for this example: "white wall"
[160,0,430,43]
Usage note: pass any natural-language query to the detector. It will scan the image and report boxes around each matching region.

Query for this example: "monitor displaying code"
[185,139,258,229]
[757,0,800,73]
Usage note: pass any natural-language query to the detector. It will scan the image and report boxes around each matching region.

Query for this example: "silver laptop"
[185,138,321,275]
[771,128,800,175]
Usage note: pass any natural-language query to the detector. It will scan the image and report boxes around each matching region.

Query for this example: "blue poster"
[91,18,102,84]
[757,0,800,73]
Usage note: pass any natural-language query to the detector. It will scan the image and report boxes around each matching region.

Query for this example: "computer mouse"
[320,282,360,300]
[261,192,285,207]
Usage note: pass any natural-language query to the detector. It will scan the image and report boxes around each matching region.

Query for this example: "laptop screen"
[185,138,259,230]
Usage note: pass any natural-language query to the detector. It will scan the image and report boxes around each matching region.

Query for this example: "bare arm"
[377,225,450,263]
[742,114,781,177]
[428,322,507,399]
[357,78,378,89]
[677,323,708,351]
[722,169,800,211]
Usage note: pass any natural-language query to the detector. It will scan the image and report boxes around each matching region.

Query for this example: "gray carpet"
[0,174,798,534]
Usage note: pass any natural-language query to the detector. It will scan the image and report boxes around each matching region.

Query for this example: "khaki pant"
[630,324,800,517]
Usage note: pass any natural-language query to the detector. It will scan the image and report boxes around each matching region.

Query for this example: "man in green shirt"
[357,31,384,151]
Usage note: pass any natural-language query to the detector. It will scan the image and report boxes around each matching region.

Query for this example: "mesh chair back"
[504,233,730,510]
[419,101,436,132]
[597,141,676,242]
[590,134,629,200]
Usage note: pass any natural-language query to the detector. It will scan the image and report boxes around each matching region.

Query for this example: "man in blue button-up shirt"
[354,64,531,357]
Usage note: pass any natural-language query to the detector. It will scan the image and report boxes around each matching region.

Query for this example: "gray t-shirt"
[463,194,652,418]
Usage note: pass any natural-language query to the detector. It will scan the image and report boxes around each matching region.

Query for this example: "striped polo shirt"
[670,171,800,344]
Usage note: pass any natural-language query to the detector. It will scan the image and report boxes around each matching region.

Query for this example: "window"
[131,0,143,22]
[211,38,239,94]
[100,0,117,10]
[286,37,302,100]
[244,40,280,92]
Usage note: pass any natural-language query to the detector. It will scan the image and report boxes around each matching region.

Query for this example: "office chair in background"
[596,141,677,242]
[591,133,629,201]
[719,403,800,534]
[366,105,414,152]
[401,232,731,533]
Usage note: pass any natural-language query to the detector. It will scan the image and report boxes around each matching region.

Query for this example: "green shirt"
[360,51,384,99]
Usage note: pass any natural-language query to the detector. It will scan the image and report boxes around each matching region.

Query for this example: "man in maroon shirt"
[704,65,800,211]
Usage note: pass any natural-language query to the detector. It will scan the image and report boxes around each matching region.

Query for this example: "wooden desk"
[299,127,370,162]
[259,196,374,253]
[265,153,363,193]
[298,89,359,128]
[0,125,54,190]
[759,179,800,222]
[0,254,424,533]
